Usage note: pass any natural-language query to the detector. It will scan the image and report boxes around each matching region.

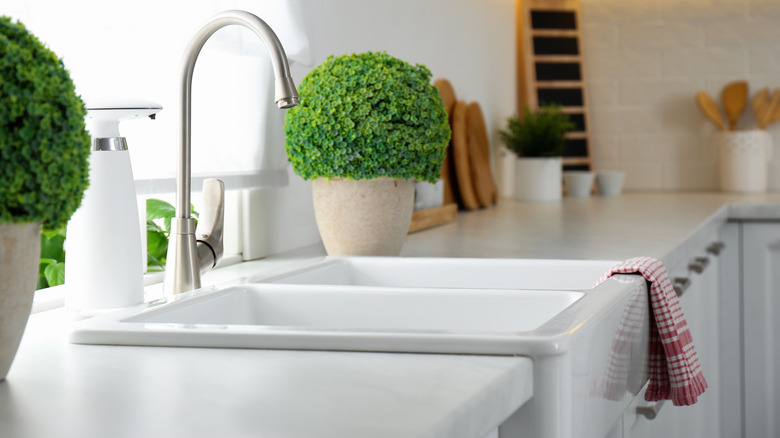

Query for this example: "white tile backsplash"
[618,21,703,49]
[582,0,661,22]
[661,46,746,76]
[659,0,748,20]
[582,0,780,190]
[588,49,662,79]
[619,78,703,106]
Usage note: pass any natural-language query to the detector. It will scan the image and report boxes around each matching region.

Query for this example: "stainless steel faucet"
[163,10,299,295]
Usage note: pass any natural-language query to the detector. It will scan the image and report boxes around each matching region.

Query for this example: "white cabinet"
[718,223,742,438]
[741,222,780,438]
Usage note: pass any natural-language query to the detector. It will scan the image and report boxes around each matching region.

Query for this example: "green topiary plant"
[284,51,450,183]
[500,104,575,158]
[0,16,91,231]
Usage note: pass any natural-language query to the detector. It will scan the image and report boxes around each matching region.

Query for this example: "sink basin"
[70,257,627,355]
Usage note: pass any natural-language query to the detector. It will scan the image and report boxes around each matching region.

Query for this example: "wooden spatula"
[752,88,769,127]
[759,89,780,129]
[722,81,748,130]
[695,91,726,131]
[767,88,780,128]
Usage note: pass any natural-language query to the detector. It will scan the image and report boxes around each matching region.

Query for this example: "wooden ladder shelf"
[516,0,593,170]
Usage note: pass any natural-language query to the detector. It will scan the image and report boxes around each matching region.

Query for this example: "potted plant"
[284,51,450,255]
[500,105,575,202]
[0,17,91,380]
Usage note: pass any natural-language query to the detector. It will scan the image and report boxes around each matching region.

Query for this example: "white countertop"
[4,191,780,438]
[5,309,531,438]
[403,192,780,267]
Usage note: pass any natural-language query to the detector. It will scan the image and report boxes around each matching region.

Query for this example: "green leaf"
[146,252,165,272]
[146,219,165,234]
[146,198,175,222]
[43,262,65,287]
[40,227,66,262]
[146,230,168,266]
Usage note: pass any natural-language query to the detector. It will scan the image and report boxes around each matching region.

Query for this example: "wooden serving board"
[408,203,458,233]
[451,100,479,210]
[435,78,458,206]
[465,101,497,207]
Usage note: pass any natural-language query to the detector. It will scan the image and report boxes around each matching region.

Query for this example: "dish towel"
[596,257,708,406]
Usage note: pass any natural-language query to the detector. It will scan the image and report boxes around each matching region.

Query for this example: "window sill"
[31,254,244,314]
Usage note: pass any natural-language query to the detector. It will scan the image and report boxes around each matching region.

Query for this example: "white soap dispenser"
[65,98,162,314]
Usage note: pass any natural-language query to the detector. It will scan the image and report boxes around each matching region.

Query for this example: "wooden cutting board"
[435,78,457,205]
[434,78,456,121]
[451,100,479,210]
[465,101,497,207]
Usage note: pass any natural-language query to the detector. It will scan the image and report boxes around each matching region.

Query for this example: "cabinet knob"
[636,400,666,420]
[688,256,710,274]
[706,241,725,256]
[673,277,691,297]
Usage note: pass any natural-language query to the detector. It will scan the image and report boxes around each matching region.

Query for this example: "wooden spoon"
[759,89,780,129]
[752,87,769,127]
[722,80,748,130]
[695,91,726,131]
[767,88,780,128]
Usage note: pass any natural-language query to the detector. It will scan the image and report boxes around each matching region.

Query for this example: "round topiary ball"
[284,51,450,183]
[0,17,91,231]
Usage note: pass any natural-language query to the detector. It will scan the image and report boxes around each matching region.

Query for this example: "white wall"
[3,0,515,255]
[581,0,780,191]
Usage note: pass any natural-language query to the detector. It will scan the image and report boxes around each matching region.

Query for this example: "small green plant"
[145,199,198,272]
[36,199,198,287]
[284,51,451,183]
[0,16,91,231]
[499,105,575,158]
[38,228,66,289]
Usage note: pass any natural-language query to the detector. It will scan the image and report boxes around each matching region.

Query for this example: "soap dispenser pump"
[65,98,162,314]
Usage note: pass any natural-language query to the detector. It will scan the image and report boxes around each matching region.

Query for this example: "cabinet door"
[742,223,780,438]
[684,250,720,438]
[718,223,742,438]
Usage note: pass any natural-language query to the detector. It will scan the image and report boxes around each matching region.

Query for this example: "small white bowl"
[563,171,595,198]
[596,171,626,197]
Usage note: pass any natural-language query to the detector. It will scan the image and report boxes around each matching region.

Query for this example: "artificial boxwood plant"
[500,105,575,158]
[284,51,450,183]
[0,16,91,231]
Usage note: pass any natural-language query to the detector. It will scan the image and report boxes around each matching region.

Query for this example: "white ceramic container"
[596,171,626,197]
[515,157,562,202]
[563,171,595,198]
[715,130,771,193]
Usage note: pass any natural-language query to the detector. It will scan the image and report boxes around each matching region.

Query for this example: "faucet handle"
[196,178,225,274]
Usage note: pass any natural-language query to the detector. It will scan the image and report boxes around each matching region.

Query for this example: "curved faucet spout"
[164,10,299,296]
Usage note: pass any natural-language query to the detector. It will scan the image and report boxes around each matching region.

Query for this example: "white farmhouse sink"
[70,257,627,355]
[70,256,651,438]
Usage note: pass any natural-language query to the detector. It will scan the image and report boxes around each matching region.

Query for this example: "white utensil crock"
[716,130,771,193]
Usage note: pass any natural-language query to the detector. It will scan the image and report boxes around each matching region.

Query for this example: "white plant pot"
[716,130,772,193]
[515,157,562,202]
[312,177,415,256]
[0,222,41,381]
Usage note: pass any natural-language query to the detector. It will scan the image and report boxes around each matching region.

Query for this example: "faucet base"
[163,218,200,296]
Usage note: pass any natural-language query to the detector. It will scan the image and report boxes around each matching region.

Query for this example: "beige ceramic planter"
[312,177,415,256]
[0,222,41,381]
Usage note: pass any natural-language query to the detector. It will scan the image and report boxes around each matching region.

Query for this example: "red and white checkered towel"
[596,257,708,406]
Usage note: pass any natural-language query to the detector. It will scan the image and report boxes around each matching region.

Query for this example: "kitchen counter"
[403,192,780,269]
[4,192,780,438]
